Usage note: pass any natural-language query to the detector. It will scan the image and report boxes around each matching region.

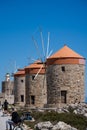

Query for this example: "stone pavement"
[0,110,11,130]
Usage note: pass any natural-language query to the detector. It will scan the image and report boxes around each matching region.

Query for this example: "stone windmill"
[14,69,25,106]
[25,30,53,108]
[46,45,86,108]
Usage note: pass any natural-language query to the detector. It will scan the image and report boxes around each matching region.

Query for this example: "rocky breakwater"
[64,102,87,117]
[34,121,77,130]
[36,102,87,117]
[33,102,87,130]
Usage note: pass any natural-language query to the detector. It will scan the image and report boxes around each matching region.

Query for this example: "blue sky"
[0,0,87,99]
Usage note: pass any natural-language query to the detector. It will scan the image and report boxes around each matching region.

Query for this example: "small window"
[31,96,35,104]
[21,79,24,83]
[12,90,14,95]
[32,75,35,80]
[82,72,84,75]
[21,95,24,102]
[61,66,65,72]
[61,91,67,103]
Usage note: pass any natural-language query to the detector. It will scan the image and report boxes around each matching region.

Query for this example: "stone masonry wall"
[46,64,85,107]
[2,81,14,95]
[14,76,25,106]
[25,74,47,108]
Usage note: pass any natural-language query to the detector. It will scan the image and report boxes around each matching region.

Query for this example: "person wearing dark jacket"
[3,99,9,114]
[6,108,21,130]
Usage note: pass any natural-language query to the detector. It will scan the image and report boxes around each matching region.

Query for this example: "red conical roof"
[49,45,84,59]
[25,60,45,69]
[47,45,85,65]
[14,69,25,76]
[25,60,45,74]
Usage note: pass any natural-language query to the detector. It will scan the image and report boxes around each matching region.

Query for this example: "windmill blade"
[47,50,53,58]
[46,32,50,58]
[28,57,39,63]
[10,60,18,77]
[32,36,42,62]
[14,61,18,73]
[40,29,45,60]
[34,65,43,80]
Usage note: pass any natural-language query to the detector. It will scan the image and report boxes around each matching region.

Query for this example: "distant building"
[2,73,14,95]
[0,73,14,105]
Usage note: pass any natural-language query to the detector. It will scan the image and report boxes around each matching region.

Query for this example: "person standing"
[3,99,9,114]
